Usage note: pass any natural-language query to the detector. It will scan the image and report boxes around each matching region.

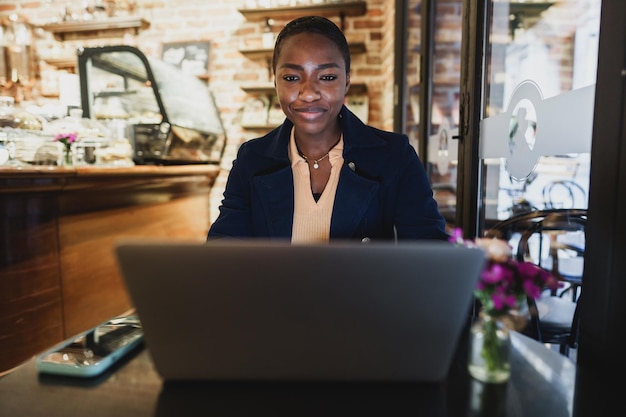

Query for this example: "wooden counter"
[0,164,220,372]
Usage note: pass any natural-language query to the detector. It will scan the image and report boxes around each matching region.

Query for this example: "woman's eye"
[282,75,299,82]
[320,74,338,81]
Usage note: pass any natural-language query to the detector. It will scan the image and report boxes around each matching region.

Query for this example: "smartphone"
[36,314,144,377]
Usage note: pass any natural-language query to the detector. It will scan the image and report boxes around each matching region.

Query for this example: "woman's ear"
[344,74,351,96]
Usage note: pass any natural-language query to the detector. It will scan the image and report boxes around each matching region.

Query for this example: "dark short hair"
[272,15,351,76]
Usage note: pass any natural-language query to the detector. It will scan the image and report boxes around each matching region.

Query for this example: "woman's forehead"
[276,33,345,67]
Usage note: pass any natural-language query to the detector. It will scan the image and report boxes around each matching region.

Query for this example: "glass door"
[400,0,601,236]
[456,0,626,381]
[401,0,464,230]
[458,0,600,236]
[403,0,625,378]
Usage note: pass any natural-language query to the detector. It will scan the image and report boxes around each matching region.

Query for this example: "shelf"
[238,1,366,29]
[41,55,77,70]
[41,17,150,41]
[241,124,278,131]
[238,48,273,61]
[240,41,366,60]
[494,1,555,37]
[93,90,138,98]
[240,84,275,95]
[241,82,367,96]
[508,1,554,17]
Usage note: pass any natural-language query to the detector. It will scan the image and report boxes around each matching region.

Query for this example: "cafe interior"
[0,0,624,415]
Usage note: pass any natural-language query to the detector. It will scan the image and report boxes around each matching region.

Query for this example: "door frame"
[579,0,626,374]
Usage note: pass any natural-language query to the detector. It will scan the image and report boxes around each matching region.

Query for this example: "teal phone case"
[36,315,143,378]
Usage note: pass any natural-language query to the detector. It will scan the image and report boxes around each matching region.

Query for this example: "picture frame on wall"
[161,41,211,77]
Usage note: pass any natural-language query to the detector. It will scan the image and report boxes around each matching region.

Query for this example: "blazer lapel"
[253,167,295,237]
[330,164,379,238]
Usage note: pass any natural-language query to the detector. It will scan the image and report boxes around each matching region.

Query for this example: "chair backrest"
[515,210,586,267]
[486,209,587,353]
[542,179,587,209]
[485,209,587,265]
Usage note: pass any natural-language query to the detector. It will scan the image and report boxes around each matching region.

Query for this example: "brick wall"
[1,0,395,224]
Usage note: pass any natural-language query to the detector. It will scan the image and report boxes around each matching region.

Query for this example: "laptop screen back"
[115,240,485,382]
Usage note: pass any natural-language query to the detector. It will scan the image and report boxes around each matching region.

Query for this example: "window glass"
[481,0,600,222]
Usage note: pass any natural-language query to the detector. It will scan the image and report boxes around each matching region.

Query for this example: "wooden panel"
[0,164,220,372]
[0,194,64,371]
[59,194,210,337]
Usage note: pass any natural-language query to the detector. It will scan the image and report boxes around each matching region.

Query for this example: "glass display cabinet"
[77,45,226,165]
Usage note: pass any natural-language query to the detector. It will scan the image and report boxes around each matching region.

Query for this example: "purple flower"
[491,287,516,310]
[451,229,560,317]
[54,132,78,147]
[481,263,505,284]
[448,227,466,245]
[523,280,543,299]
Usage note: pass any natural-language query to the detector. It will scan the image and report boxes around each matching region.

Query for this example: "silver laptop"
[115,239,485,382]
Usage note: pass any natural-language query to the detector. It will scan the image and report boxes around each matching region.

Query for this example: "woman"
[208,15,447,242]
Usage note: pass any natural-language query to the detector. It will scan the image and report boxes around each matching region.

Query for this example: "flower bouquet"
[54,132,78,165]
[449,228,560,382]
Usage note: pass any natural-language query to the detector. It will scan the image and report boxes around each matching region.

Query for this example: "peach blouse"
[289,128,344,243]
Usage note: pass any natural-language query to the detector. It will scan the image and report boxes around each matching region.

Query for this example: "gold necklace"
[296,136,341,170]
[298,151,329,169]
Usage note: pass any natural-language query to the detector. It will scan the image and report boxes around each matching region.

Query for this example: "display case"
[77,45,226,165]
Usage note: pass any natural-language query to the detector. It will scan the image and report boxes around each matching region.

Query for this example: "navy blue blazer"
[208,106,448,241]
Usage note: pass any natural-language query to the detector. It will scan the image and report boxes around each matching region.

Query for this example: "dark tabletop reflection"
[469,380,508,417]
[573,365,622,417]
[156,380,448,417]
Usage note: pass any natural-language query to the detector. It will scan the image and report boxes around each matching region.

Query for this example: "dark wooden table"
[2,329,609,417]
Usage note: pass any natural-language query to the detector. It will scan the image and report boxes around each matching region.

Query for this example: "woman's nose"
[299,79,320,101]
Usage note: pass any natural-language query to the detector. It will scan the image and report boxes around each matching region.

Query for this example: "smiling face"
[274,32,350,140]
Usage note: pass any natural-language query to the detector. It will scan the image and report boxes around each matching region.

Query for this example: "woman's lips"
[294,106,326,120]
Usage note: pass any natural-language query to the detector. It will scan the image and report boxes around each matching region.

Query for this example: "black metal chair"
[486,209,586,357]
[542,179,587,210]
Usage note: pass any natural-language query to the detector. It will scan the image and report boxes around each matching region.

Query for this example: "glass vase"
[468,314,511,383]
[63,148,74,166]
